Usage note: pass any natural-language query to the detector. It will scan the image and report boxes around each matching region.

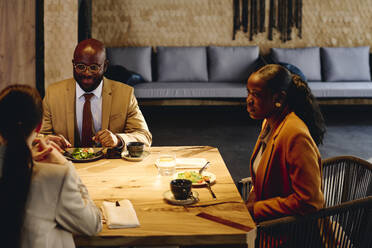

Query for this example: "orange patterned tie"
[81,93,94,147]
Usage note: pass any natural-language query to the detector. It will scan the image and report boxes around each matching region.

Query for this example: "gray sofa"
[106,46,372,102]
[106,46,260,100]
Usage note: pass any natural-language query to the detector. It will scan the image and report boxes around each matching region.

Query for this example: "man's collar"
[76,80,103,99]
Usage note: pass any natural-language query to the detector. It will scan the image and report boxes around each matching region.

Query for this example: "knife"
[205,178,216,199]
[198,161,210,175]
[63,150,74,159]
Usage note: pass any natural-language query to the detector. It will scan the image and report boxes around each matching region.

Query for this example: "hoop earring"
[275,102,281,108]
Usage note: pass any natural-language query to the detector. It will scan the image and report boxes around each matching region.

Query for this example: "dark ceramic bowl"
[170,179,192,200]
[126,141,145,157]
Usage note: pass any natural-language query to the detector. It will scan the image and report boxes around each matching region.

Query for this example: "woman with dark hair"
[0,85,101,248]
[246,64,325,222]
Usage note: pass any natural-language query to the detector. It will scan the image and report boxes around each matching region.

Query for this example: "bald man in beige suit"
[41,39,152,148]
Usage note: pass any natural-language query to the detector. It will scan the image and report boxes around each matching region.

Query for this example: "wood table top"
[74,146,256,247]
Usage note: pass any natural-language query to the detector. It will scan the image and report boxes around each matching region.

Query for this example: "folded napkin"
[176,158,208,169]
[101,200,140,229]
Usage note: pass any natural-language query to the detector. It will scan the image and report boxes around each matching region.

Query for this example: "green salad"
[71,148,95,160]
[177,171,210,184]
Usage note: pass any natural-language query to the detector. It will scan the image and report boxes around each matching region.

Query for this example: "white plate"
[173,170,216,186]
[122,150,150,162]
[64,148,104,163]
[163,190,199,205]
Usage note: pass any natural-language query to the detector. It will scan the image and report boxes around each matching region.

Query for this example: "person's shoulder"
[32,161,71,184]
[104,77,134,91]
[282,112,310,136]
[286,112,306,127]
[34,161,70,174]
[46,78,75,92]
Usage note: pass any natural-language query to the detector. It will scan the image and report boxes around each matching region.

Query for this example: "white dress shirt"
[252,125,271,175]
[76,81,103,141]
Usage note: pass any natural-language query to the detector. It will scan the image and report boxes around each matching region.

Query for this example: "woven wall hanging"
[233,0,302,42]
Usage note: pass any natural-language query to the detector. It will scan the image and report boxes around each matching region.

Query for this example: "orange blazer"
[41,77,152,147]
[248,112,324,222]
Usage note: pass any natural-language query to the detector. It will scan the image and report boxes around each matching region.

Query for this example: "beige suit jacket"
[0,145,102,248]
[20,161,102,248]
[41,77,152,147]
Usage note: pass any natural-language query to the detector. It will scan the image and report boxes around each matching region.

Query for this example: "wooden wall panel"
[91,0,372,53]
[44,0,77,89]
[0,0,36,90]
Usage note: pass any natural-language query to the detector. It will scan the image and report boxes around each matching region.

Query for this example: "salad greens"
[71,148,95,160]
[177,171,210,184]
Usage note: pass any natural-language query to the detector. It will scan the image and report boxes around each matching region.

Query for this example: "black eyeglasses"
[73,63,102,73]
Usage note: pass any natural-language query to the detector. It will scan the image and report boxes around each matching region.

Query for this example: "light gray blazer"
[0,147,102,248]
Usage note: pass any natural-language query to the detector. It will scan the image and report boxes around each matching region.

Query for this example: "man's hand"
[93,129,121,147]
[45,134,71,150]
[31,138,68,164]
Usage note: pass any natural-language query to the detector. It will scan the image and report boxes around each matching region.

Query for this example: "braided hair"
[255,64,326,145]
[0,85,43,248]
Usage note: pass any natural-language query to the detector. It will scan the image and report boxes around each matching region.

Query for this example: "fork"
[204,178,217,199]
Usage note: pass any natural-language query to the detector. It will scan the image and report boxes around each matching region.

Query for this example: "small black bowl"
[126,141,144,157]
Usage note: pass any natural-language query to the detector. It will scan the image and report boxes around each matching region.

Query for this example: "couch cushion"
[106,47,152,82]
[321,46,371,82]
[271,47,321,81]
[208,46,259,82]
[133,82,246,98]
[157,47,208,82]
[308,82,372,97]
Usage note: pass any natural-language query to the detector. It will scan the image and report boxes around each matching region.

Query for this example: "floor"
[141,104,372,185]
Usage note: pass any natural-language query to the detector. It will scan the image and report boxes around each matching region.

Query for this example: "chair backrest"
[322,156,372,207]
[256,196,372,248]
[254,156,372,247]
[238,156,372,203]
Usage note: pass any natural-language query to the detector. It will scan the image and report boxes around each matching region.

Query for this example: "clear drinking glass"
[156,154,176,176]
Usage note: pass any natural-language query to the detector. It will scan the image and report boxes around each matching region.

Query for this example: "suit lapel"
[66,80,76,145]
[101,77,112,130]
[254,115,289,200]
[255,135,275,199]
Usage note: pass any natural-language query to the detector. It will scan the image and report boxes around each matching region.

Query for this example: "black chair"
[322,156,372,207]
[239,156,372,247]
[256,196,372,248]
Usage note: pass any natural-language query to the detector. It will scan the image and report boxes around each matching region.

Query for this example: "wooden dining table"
[74,146,256,247]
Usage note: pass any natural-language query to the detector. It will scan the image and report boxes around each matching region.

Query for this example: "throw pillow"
[156,47,208,82]
[271,47,322,82]
[321,46,371,82]
[208,46,259,82]
[106,47,152,82]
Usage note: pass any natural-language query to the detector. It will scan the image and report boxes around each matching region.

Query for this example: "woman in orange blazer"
[246,64,325,223]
